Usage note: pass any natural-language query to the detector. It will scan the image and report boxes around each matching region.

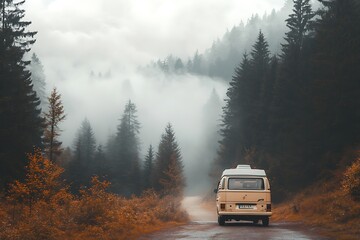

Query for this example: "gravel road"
[139,196,331,240]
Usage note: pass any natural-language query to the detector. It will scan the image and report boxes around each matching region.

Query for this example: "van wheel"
[218,216,225,226]
[262,217,269,227]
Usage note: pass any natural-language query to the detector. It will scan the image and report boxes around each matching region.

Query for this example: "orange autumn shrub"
[0,150,188,240]
[342,152,360,201]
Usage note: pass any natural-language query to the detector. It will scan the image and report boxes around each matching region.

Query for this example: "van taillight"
[266,204,271,212]
[220,204,226,210]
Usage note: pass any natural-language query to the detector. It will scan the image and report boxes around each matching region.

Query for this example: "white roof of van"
[221,168,266,177]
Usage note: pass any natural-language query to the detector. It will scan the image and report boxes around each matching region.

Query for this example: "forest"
[1,0,360,239]
[211,0,360,201]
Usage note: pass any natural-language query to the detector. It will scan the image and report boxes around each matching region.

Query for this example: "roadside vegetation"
[0,150,188,240]
[272,149,360,240]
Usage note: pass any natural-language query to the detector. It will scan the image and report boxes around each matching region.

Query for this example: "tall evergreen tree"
[249,31,271,148]
[270,0,315,189]
[75,118,96,164]
[154,123,185,196]
[251,31,270,84]
[113,100,141,195]
[215,31,273,176]
[43,87,66,162]
[217,53,251,169]
[0,0,43,185]
[282,0,314,56]
[143,145,154,190]
[67,118,96,189]
[29,53,46,110]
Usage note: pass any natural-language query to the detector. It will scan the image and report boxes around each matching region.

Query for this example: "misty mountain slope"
[145,1,293,81]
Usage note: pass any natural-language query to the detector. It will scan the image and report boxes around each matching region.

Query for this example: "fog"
[24,0,287,195]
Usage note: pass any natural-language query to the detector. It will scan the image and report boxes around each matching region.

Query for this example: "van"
[214,165,272,226]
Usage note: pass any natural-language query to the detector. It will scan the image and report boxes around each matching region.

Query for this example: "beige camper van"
[215,165,272,226]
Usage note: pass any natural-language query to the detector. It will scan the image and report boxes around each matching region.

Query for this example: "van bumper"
[218,211,272,216]
[218,212,272,222]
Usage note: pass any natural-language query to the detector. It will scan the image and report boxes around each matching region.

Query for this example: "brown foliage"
[342,151,360,201]
[0,149,188,240]
[272,150,360,240]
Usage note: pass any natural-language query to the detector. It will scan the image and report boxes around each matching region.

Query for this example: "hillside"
[273,153,360,240]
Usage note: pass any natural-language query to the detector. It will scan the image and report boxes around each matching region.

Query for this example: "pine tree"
[249,31,271,148]
[217,53,252,170]
[154,123,185,196]
[0,0,43,185]
[29,53,47,110]
[174,58,184,73]
[113,100,141,195]
[192,50,203,74]
[264,0,316,193]
[143,145,154,190]
[67,118,96,189]
[159,154,185,196]
[251,30,270,84]
[216,32,272,175]
[44,87,66,162]
[282,0,314,56]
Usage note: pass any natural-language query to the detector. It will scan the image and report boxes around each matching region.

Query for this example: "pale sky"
[25,0,286,67]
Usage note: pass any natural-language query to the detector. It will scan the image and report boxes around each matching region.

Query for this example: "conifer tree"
[249,31,271,148]
[218,53,251,169]
[282,0,314,56]
[154,124,185,196]
[0,0,43,185]
[216,31,272,173]
[44,87,66,162]
[143,145,154,190]
[113,100,141,195]
[251,31,270,82]
[29,53,47,110]
[67,118,96,189]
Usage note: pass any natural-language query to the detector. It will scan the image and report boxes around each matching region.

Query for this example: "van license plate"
[238,204,254,209]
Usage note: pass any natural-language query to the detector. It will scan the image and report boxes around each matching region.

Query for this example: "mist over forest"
[1,0,360,239]
[1,0,359,202]
[24,0,293,194]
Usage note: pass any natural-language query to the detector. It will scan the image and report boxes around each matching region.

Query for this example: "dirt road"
[140,196,331,240]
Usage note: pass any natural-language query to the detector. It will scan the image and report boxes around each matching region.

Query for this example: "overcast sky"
[25,0,286,68]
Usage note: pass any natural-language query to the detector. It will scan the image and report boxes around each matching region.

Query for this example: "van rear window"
[228,178,264,190]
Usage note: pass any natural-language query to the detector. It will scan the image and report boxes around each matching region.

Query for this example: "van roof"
[221,168,266,177]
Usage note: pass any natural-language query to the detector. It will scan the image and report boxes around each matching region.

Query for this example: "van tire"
[218,216,225,226]
[262,217,269,227]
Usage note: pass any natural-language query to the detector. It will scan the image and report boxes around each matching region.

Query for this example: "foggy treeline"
[0,0,186,198]
[146,0,293,80]
[212,0,360,201]
[65,106,185,197]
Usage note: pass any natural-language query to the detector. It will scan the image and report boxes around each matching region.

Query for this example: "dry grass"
[272,181,360,240]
